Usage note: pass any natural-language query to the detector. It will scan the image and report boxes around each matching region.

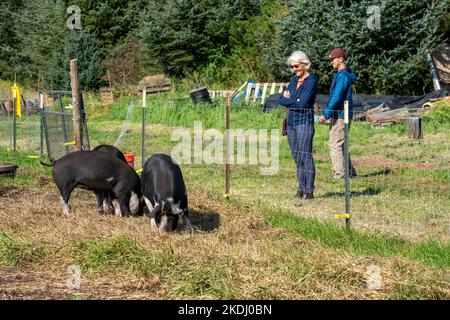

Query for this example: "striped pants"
[287,123,315,193]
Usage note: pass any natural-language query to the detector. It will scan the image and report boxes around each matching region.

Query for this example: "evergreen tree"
[11,0,68,85]
[1,0,447,95]
[0,0,25,80]
[10,0,104,89]
[46,31,105,90]
[198,0,283,87]
[261,0,447,95]
[139,0,262,77]
[77,0,150,50]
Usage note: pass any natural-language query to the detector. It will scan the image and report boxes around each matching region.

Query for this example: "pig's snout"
[158,214,179,233]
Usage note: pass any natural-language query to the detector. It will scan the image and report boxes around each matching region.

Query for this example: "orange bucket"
[123,152,135,168]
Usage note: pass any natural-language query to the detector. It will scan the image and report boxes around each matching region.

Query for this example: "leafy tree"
[198,0,284,87]
[440,2,450,40]
[103,37,146,87]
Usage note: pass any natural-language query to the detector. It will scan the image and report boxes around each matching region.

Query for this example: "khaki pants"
[329,119,356,179]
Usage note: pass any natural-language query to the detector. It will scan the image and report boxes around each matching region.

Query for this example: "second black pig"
[141,154,193,233]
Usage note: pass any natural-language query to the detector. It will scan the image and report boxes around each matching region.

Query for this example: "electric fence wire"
[114,100,135,148]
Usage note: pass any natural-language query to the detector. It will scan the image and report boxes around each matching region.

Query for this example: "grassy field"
[0,93,449,299]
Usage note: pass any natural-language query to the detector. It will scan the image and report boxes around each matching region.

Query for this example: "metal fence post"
[336,101,351,227]
[344,100,351,229]
[224,94,231,199]
[142,88,147,169]
[80,94,90,150]
[39,93,44,161]
[12,86,17,152]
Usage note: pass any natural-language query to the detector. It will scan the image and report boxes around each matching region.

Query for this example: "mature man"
[318,48,357,179]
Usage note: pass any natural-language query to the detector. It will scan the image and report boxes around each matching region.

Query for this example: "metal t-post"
[39,93,44,161]
[344,100,351,229]
[142,89,147,169]
[12,87,17,152]
[80,93,90,150]
[224,94,231,199]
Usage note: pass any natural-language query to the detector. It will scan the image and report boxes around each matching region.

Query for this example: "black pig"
[141,154,193,233]
[52,151,141,217]
[92,144,127,214]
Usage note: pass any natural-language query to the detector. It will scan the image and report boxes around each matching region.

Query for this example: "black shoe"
[304,192,314,200]
[294,191,304,199]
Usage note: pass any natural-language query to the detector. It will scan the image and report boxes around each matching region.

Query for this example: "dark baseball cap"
[326,48,346,60]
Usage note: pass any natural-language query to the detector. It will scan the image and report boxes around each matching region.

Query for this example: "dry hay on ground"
[0,266,162,300]
[0,174,448,300]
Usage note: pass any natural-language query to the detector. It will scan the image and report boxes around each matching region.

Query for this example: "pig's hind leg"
[95,192,115,214]
[118,193,132,217]
[95,192,105,213]
[111,199,122,217]
[58,182,76,215]
[105,192,116,214]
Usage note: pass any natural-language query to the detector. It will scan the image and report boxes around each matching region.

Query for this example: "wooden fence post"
[408,117,423,139]
[70,59,82,150]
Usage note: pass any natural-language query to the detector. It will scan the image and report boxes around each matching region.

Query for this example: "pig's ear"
[149,204,161,216]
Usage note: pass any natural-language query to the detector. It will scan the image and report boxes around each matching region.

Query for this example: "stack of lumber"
[366,97,448,125]
[366,107,411,125]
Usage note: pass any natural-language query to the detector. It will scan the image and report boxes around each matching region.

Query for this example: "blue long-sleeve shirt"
[279,74,318,126]
[323,68,357,120]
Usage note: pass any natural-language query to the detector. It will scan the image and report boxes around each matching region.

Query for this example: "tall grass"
[69,235,178,278]
[0,147,51,184]
[266,211,450,269]
[89,95,284,131]
[69,235,237,298]
[421,100,450,132]
[86,95,449,156]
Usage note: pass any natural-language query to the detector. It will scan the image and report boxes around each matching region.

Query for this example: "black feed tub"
[189,87,212,104]
[0,163,18,178]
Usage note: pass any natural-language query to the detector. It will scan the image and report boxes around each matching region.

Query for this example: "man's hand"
[283,90,290,99]
[318,116,328,124]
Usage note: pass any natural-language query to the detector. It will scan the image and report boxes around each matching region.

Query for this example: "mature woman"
[279,51,318,199]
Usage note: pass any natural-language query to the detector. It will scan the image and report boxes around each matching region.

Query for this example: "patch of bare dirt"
[314,153,445,170]
[0,185,21,197]
[352,155,444,170]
